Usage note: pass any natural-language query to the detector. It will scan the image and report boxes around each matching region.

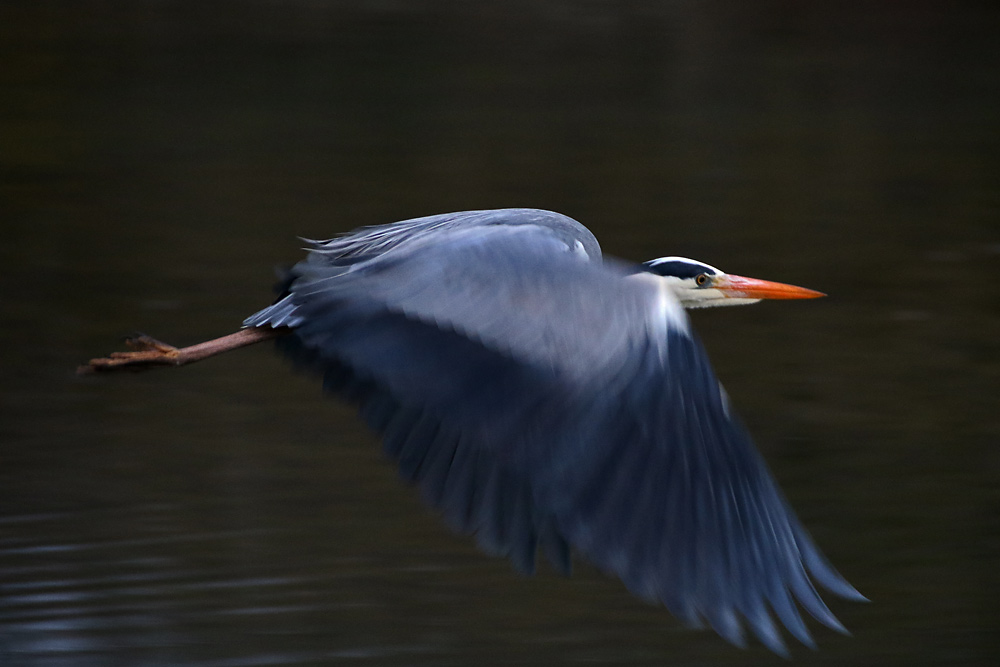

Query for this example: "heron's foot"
[79,334,181,373]
[78,327,285,375]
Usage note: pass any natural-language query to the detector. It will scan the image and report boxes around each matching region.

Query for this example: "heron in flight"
[82,208,864,654]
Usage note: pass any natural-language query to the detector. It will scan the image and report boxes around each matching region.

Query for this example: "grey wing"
[541,327,866,654]
[247,224,863,654]
[243,208,601,329]
[306,207,600,266]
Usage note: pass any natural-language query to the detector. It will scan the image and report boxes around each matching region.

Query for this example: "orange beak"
[714,274,826,300]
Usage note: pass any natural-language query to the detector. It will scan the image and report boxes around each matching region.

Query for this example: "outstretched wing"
[244,208,601,330]
[246,223,863,654]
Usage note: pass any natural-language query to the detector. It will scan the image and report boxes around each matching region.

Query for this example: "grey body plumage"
[244,208,862,655]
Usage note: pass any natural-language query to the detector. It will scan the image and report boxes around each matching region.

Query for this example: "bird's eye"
[695,273,711,287]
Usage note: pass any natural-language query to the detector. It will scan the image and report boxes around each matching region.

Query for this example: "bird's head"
[640,256,826,309]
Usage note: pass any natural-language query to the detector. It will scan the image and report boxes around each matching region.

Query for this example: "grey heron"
[82,208,864,654]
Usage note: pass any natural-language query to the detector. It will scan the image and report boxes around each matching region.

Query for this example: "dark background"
[2,1,998,665]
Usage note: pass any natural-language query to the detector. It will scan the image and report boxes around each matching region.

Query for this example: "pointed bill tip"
[717,275,826,300]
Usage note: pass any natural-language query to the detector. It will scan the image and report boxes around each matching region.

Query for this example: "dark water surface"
[2,2,999,665]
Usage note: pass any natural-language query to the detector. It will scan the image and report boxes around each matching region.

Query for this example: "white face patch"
[681,290,763,308]
[625,272,691,336]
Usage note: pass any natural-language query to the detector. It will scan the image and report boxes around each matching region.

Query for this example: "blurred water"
[2,1,999,665]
